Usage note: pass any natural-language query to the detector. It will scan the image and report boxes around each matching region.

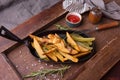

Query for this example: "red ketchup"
[67,15,80,23]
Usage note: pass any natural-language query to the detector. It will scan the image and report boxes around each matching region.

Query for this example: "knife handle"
[96,21,119,30]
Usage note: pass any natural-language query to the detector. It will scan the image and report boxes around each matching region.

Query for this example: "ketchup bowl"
[65,12,82,27]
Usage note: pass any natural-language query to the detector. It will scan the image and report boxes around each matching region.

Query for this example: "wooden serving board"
[0,0,120,80]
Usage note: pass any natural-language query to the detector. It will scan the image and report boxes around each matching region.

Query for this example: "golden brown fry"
[73,51,91,58]
[78,45,89,52]
[44,47,57,54]
[67,45,78,54]
[55,42,70,53]
[64,51,90,61]
[29,34,51,43]
[66,32,80,51]
[71,49,79,54]
[47,34,61,43]
[48,33,70,53]
[53,51,65,62]
[59,51,78,62]
[46,53,58,62]
[32,38,48,59]
[29,35,42,42]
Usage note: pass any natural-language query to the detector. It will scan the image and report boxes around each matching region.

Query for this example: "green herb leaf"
[24,65,70,79]
[55,24,71,30]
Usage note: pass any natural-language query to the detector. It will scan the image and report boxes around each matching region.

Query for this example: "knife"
[82,21,119,33]
[56,21,119,33]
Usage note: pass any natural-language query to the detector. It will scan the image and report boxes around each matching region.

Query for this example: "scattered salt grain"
[38,60,41,63]
[7,67,11,71]
[31,64,34,66]
[23,59,26,61]
[16,65,19,68]
[39,66,44,69]
[31,64,37,67]
[50,65,53,67]
[52,74,57,78]
[34,64,37,66]
[46,78,50,80]
[20,54,23,57]
[19,50,22,54]
[44,77,47,80]
[45,63,48,66]
[26,66,29,70]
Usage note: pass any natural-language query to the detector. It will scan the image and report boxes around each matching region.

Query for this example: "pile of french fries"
[29,32,95,63]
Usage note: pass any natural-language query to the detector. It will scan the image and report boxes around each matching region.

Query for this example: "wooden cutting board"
[0,0,120,80]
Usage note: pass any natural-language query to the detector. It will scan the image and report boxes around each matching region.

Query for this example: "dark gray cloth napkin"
[63,0,120,20]
[0,0,13,6]
[102,1,120,20]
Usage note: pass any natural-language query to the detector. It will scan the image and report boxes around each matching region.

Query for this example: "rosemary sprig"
[24,65,70,79]
[55,24,71,30]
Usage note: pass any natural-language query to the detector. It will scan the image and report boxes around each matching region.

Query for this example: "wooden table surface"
[0,0,120,80]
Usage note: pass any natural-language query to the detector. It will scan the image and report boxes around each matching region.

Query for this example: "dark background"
[0,0,60,30]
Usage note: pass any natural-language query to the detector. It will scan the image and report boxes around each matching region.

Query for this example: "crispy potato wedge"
[71,49,79,54]
[70,33,95,42]
[47,34,60,43]
[53,51,65,62]
[59,51,78,62]
[29,35,42,42]
[32,38,48,59]
[67,45,78,54]
[44,47,57,54]
[66,32,80,51]
[46,52,58,62]
[64,51,90,61]
[48,33,70,53]
[73,51,91,58]
[78,45,89,52]
[55,42,70,53]
[29,34,51,43]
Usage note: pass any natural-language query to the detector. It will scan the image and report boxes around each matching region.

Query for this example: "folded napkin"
[63,0,120,20]
[0,0,13,7]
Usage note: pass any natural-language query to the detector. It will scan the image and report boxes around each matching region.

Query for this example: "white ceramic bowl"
[65,12,82,27]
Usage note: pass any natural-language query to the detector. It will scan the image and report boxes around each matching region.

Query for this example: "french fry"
[59,51,78,62]
[47,34,61,43]
[44,47,57,54]
[71,49,79,54]
[70,33,95,42]
[53,51,65,62]
[73,51,91,58]
[67,45,78,54]
[29,34,51,43]
[78,45,89,52]
[66,32,80,51]
[77,42,93,50]
[32,37,48,59]
[46,53,58,62]
[48,33,70,53]
[55,42,70,53]
[29,35,42,42]
[64,51,90,61]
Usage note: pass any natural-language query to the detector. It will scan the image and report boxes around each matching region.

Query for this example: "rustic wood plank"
[0,0,66,53]
[0,0,120,80]
[0,53,21,80]
[64,36,120,80]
